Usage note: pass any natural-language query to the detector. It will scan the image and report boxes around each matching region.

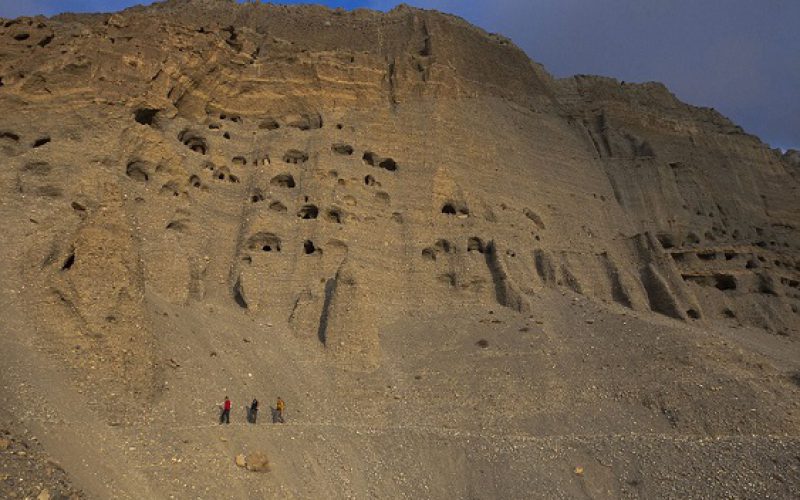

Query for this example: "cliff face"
[1,1,798,498]
[558,75,800,330]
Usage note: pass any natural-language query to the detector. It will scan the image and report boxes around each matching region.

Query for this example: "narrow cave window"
[233,278,248,309]
[61,252,75,271]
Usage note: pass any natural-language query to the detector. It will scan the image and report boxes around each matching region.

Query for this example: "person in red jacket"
[219,396,231,424]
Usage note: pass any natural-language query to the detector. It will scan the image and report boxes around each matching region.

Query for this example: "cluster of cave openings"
[178,130,208,155]
[297,204,319,220]
[441,201,469,216]
[219,113,241,123]
[782,278,800,289]
[362,151,398,172]
[214,167,239,183]
[270,174,296,188]
[247,232,281,252]
[283,149,309,164]
[435,239,455,254]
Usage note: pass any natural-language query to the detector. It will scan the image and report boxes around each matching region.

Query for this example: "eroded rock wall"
[0,0,798,415]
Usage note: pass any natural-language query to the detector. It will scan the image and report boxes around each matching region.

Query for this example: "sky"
[1,0,798,150]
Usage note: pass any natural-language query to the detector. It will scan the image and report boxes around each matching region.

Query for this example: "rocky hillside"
[0,1,798,498]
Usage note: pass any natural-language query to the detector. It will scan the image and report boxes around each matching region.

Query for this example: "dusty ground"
[0,1,799,498]
[2,267,798,498]
[0,427,84,499]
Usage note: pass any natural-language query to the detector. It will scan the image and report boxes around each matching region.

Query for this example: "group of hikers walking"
[219,396,285,424]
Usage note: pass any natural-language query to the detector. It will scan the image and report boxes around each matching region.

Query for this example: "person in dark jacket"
[248,398,259,423]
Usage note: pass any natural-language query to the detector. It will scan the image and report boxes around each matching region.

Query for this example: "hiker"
[274,396,285,423]
[248,398,259,424]
[219,396,231,424]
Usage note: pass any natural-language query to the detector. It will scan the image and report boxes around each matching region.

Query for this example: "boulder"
[245,451,270,472]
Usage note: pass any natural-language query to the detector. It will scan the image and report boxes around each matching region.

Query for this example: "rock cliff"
[0,1,798,498]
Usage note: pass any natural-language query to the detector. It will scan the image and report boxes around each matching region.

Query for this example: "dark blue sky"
[1,0,797,150]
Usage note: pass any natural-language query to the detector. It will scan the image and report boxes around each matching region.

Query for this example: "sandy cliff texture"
[1,1,798,498]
